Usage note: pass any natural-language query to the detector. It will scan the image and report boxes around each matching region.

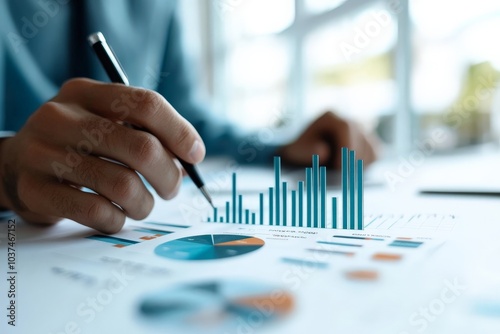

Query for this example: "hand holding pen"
[0,35,211,234]
[88,32,214,208]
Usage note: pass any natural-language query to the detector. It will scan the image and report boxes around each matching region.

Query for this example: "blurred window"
[207,0,500,152]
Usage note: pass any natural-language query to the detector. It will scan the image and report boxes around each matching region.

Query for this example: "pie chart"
[139,280,294,333]
[154,234,265,261]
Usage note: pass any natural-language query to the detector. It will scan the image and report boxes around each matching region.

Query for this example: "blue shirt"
[0,0,276,164]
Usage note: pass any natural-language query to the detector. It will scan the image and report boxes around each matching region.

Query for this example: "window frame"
[209,0,413,153]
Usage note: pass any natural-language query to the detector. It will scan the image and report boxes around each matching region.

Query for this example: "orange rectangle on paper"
[372,253,402,262]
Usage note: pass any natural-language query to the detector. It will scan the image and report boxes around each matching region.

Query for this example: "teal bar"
[291,190,296,227]
[357,159,363,230]
[332,197,337,229]
[282,182,287,226]
[225,201,230,223]
[238,194,243,224]
[320,166,326,228]
[298,181,304,227]
[274,157,281,226]
[349,150,356,230]
[219,217,223,223]
[232,173,237,223]
[133,228,172,235]
[342,147,348,229]
[213,207,218,223]
[86,235,138,246]
[269,187,274,226]
[252,213,256,225]
[207,217,211,222]
[145,222,189,229]
[313,155,319,228]
[245,209,249,224]
[146,222,189,229]
[306,168,312,228]
[259,193,264,225]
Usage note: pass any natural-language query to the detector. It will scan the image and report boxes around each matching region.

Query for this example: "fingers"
[18,174,126,234]
[279,141,331,167]
[56,155,154,220]
[38,103,183,200]
[278,112,345,166]
[317,112,378,168]
[19,138,155,227]
[279,111,378,168]
[56,78,205,164]
[322,112,378,168]
[90,126,183,200]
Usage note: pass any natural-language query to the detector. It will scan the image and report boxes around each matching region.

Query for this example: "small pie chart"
[154,234,265,260]
[139,280,294,332]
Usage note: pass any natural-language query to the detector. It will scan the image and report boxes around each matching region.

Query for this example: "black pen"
[87,31,214,208]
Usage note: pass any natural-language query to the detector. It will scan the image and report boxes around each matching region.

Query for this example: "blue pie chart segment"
[154,234,265,261]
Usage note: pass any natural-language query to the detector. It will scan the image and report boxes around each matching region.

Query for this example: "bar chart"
[85,225,177,248]
[86,235,139,248]
[207,148,364,230]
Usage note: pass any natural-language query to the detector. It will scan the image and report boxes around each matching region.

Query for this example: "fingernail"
[188,140,205,162]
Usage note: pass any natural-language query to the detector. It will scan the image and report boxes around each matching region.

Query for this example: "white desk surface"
[1,150,500,334]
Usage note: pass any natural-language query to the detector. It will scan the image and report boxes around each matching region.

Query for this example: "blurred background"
[178,0,500,156]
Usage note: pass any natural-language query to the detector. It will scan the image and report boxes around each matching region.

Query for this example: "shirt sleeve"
[154,9,278,165]
[0,132,15,218]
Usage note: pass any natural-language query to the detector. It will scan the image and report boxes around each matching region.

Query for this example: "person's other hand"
[0,78,205,233]
[277,111,378,168]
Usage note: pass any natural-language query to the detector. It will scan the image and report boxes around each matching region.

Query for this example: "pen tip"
[199,186,214,209]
